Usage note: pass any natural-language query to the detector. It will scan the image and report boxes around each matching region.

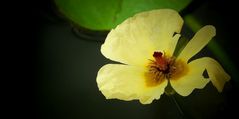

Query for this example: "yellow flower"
[96,9,230,104]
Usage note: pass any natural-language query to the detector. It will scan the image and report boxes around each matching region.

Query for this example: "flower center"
[144,51,188,87]
[152,52,172,74]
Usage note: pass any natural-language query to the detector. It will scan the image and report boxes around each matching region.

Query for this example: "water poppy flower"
[96,9,230,104]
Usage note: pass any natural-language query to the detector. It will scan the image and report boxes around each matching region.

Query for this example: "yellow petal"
[101,9,183,66]
[192,57,230,92]
[171,57,230,96]
[167,34,181,56]
[170,59,210,96]
[96,64,168,104]
[177,25,216,62]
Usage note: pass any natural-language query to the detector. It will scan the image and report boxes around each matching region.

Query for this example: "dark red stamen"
[153,51,168,71]
[153,52,163,58]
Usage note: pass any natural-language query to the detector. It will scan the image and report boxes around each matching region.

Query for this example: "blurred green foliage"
[55,0,192,30]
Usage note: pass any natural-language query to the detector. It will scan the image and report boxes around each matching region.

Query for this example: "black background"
[8,0,239,119]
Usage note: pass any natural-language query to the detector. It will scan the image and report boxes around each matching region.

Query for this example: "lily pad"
[55,0,192,30]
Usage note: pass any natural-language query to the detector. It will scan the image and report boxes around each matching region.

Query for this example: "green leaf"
[55,0,192,30]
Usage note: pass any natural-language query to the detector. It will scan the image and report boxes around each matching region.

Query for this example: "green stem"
[165,81,187,118]
[169,95,185,117]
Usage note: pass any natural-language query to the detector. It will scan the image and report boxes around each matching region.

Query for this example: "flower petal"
[96,64,168,104]
[101,9,183,66]
[177,25,216,62]
[170,60,210,96]
[171,57,230,96]
[168,34,181,56]
[192,57,230,92]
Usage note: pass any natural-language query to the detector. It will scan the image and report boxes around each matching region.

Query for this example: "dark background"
[11,0,239,119]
